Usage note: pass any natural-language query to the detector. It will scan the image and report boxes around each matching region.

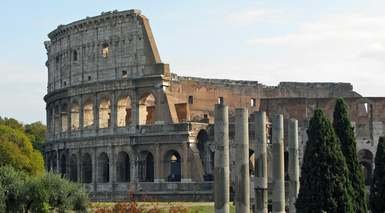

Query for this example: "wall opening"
[60,154,66,177]
[54,106,60,134]
[83,99,94,128]
[250,98,256,107]
[99,98,111,129]
[139,93,156,125]
[117,96,132,127]
[249,149,255,176]
[188,96,194,104]
[70,102,80,130]
[122,70,128,78]
[175,103,188,122]
[197,130,213,181]
[97,152,109,183]
[61,104,68,132]
[166,150,181,182]
[139,151,154,182]
[116,151,130,182]
[73,50,78,61]
[69,154,78,182]
[102,43,109,58]
[218,97,224,104]
[81,153,92,183]
[358,149,373,185]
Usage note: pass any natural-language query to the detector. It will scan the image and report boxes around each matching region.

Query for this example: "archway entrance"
[166,150,181,182]
[139,93,156,125]
[139,151,154,182]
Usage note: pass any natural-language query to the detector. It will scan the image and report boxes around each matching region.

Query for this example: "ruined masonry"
[44,9,384,205]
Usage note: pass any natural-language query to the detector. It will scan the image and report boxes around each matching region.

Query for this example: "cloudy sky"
[1,0,385,123]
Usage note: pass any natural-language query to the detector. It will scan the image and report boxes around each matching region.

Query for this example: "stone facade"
[44,9,382,202]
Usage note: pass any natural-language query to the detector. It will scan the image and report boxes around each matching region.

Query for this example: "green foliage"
[333,98,367,212]
[25,121,46,153]
[296,109,353,213]
[370,137,385,213]
[0,166,89,212]
[0,124,44,176]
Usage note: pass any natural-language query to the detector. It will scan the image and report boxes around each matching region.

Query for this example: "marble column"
[254,111,268,213]
[214,103,230,213]
[272,114,285,213]
[288,119,299,213]
[235,108,250,213]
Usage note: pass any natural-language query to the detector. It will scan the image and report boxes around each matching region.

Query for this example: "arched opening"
[139,151,154,182]
[249,149,255,176]
[358,149,373,185]
[99,98,111,128]
[116,151,130,182]
[139,93,156,125]
[102,43,109,58]
[83,99,94,128]
[197,130,213,181]
[61,104,68,132]
[284,151,289,180]
[97,152,109,183]
[70,101,80,130]
[60,154,66,177]
[117,96,132,127]
[54,105,60,134]
[51,152,57,172]
[166,150,181,182]
[81,153,92,183]
[73,50,78,61]
[69,154,78,182]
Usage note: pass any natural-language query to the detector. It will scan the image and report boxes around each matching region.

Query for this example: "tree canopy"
[370,137,385,213]
[296,109,353,213]
[0,117,45,176]
[333,98,367,212]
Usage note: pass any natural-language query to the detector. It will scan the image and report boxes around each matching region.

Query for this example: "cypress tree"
[333,98,367,212]
[296,109,353,213]
[370,136,385,213]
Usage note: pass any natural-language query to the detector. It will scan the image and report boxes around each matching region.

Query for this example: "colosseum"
[44,9,385,202]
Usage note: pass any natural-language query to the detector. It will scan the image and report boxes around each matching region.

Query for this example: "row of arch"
[49,149,182,183]
[49,93,156,134]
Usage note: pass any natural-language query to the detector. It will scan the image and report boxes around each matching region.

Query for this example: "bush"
[0,166,89,212]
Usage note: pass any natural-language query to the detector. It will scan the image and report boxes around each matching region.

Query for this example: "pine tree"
[370,136,385,213]
[296,109,353,213]
[333,98,367,212]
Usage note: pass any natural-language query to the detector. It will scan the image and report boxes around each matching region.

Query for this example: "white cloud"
[243,13,385,96]
[225,8,284,25]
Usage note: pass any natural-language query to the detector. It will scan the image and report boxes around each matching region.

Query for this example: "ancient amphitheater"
[44,9,384,202]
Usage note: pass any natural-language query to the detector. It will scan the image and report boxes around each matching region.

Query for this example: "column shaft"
[255,112,268,213]
[235,108,250,213]
[288,119,299,213]
[272,114,285,213]
[214,104,230,213]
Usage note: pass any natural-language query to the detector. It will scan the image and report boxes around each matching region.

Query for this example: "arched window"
[139,93,156,125]
[139,151,154,182]
[358,149,374,185]
[61,104,68,132]
[51,152,57,172]
[70,101,80,130]
[83,99,94,128]
[166,150,181,182]
[81,153,92,183]
[97,152,109,183]
[99,98,111,128]
[116,151,130,182]
[117,96,132,127]
[69,154,78,182]
[54,105,60,134]
[197,130,213,181]
[102,43,109,58]
[73,50,78,61]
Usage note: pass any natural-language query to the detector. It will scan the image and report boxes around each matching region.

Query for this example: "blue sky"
[1,0,385,123]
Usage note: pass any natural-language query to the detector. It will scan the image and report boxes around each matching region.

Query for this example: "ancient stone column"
[272,114,285,213]
[254,112,268,213]
[288,119,299,213]
[214,103,230,213]
[235,108,250,213]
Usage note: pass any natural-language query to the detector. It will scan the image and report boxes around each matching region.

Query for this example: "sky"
[1,0,385,124]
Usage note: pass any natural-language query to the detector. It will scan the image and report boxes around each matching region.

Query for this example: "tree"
[0,124,44,176]
[296,109,353,213]
[333,98,367,212]
[370,137,385,213]
[25,121,46,153]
